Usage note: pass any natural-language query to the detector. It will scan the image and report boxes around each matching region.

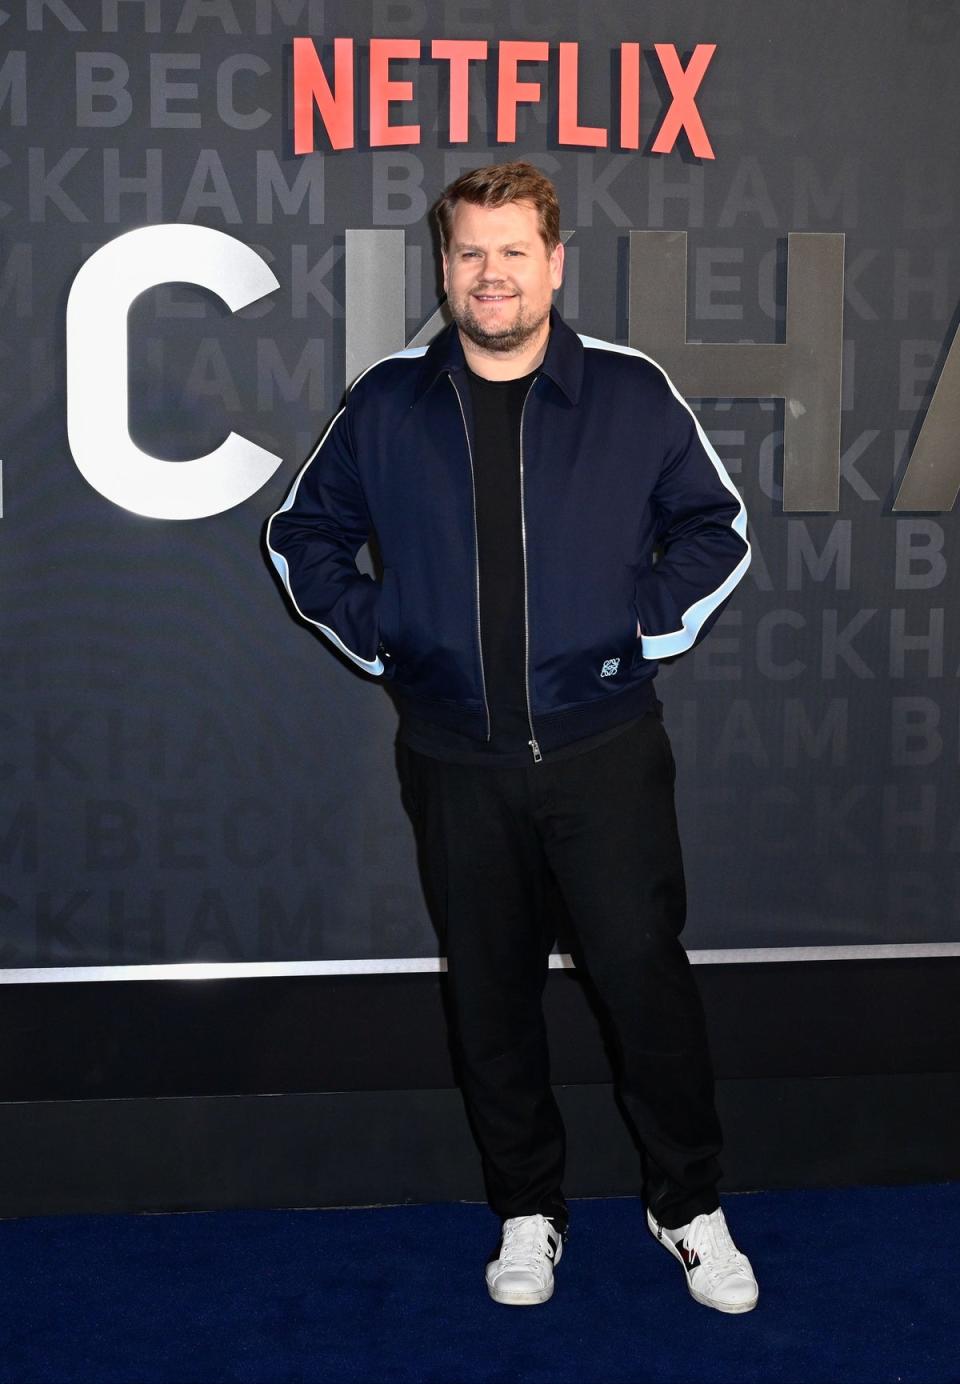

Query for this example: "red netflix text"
[292,38,717,158]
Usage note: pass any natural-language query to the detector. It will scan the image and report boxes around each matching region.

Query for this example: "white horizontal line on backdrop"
[0,943,957,983]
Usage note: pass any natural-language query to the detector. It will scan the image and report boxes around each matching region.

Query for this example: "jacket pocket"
[623,566,644,664]
[625,565,657,670]
[378,566,401,658]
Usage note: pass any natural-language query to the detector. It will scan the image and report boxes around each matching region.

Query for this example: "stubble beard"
[450,293,550,354]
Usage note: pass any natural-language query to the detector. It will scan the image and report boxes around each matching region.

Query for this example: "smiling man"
[440,198,563,362]
[266,162,757,1314]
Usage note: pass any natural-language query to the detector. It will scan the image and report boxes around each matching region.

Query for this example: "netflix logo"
[292,38,717,157]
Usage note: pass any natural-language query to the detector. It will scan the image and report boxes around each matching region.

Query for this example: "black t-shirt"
[396,363,643,767]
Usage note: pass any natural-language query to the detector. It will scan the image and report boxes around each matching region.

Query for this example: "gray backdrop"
[0,0,957,973]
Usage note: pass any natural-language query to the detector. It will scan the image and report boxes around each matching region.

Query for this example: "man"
[266,162,757,1314]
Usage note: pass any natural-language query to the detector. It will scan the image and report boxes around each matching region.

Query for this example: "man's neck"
[458,321,550,382]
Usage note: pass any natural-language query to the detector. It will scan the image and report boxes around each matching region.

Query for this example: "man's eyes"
[460,250,524,258]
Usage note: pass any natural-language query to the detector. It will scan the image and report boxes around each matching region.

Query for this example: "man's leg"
[397,742,569,1232]
[530,712,723,1230]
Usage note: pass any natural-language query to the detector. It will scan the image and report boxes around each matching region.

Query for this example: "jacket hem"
[531,677,660,753]
[392,676,659,755]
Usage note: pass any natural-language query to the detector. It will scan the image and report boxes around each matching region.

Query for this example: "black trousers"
[396,708,723,1233]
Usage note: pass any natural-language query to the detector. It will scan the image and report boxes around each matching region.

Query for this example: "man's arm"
[266,401,387,676]
[632,380,751,660]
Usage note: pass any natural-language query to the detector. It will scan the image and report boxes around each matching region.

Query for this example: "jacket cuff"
[316,576,385,675]
[632,571,688,661]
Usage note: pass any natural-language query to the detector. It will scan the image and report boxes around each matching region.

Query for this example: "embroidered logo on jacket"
[601,658,620,677]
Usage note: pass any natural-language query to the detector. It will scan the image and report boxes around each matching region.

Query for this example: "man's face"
[442,199,564,354]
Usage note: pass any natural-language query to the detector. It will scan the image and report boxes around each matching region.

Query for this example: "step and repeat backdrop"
[0,0,957,975]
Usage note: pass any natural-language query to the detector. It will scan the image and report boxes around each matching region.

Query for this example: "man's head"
[435,162,564,359]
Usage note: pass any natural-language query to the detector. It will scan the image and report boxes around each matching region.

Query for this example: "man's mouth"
[472,293,517,302]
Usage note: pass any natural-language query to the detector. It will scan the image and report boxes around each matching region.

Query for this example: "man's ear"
[550,240,565,291]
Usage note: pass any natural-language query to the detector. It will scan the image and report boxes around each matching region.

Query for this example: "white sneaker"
[647,1206,759,1314]
[485,1214,564,1306]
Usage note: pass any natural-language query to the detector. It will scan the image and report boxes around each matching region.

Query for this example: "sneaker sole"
[486,1278,555,1306]
[645,1210,758,1315]
[485,1230,563,1306]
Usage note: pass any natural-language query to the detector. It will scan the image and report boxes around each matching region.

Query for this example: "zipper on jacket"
[518,379,542,763]
[449,375,491,742]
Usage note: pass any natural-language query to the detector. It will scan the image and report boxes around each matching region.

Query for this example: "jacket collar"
[413,304,584,405]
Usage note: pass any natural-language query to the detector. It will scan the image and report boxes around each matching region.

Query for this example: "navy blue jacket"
[266,306,751,760]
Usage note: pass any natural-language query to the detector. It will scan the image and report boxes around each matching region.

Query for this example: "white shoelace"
[498,1216,555,1271]
[683,1211,750,1284]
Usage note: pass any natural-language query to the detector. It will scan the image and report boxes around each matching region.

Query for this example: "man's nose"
[477,258,509,282]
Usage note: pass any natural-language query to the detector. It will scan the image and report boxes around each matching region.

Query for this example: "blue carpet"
[1,1184,957,1384]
